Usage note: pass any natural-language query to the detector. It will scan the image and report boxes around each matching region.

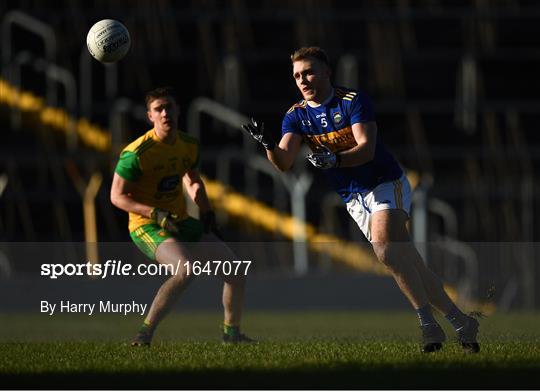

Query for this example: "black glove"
[201,210,223,239]
[151,208,179,233]
[241,117,276,151]
[306,145,340,169]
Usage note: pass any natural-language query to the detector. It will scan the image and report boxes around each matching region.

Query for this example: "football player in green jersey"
[111,87,254,345]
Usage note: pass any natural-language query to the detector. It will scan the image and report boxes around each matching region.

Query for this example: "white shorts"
[345,174,412,242]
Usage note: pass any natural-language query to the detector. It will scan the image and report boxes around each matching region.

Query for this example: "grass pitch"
[1,311,539,388]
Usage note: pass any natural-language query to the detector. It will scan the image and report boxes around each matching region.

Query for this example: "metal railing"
[187,97,314,275]
[5,49,78,150]
[1,10,57,104]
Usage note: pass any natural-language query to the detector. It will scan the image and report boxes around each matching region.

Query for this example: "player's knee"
[372,241,402,272]
[170,267,193,286]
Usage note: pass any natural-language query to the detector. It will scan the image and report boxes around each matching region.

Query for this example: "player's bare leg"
[371,209,430,308]
[402,218,480,352]
[189,233,254,343]
[370,209,446,352]
[132,238,193,346]
[220,273,254,343]
[411,253,479,352]
[410,252,453,314]
[371,209,479,352]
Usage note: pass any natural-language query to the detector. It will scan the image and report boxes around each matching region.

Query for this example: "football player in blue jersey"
[241,46,479,353]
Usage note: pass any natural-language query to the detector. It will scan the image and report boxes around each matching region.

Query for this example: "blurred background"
[1,0,539,311]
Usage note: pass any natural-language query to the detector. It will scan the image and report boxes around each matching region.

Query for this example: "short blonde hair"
[290,46,330,66]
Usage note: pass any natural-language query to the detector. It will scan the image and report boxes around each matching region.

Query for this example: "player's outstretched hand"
[306,145,341,169]
[240,117,276,151]
[201,210,223,240]
[151,207,179,233]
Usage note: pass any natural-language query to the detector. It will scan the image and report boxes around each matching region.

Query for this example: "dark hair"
[145,86,178,108]
[290,46,330,67]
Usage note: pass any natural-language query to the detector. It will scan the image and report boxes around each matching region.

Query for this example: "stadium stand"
[1,0,539,307]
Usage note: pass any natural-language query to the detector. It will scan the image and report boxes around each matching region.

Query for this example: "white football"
[86,19,131,63]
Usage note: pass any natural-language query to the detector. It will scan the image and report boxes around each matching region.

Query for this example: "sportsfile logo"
[41,259,252,279]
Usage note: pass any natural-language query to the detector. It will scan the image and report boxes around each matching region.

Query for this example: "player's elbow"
[110,189,125,209]
[189,182,204,200]
[362,141,376,163]
[110,192,120,208]
[267,149,294,172]
[366,148,375,162]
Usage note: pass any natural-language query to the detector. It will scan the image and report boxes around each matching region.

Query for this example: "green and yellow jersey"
[115,128,199,233]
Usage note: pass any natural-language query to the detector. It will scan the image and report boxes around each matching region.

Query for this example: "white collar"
[307,88,334,108]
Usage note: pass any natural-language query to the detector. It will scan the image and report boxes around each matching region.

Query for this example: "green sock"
[223,324,240,336]
[139,321,153,336]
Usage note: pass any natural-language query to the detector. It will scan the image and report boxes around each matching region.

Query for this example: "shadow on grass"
[3,365,539,389]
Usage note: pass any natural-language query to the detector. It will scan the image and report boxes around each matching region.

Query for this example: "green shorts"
[130,217,204,260]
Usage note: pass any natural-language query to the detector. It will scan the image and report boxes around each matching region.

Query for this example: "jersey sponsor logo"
[333,112,343,125]
[304,126,356,152]
[319,114,328,128]
[157,174,180,192]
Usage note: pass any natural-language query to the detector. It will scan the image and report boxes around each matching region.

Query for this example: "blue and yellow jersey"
[281,87,403,201]
[114,128,199,232]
